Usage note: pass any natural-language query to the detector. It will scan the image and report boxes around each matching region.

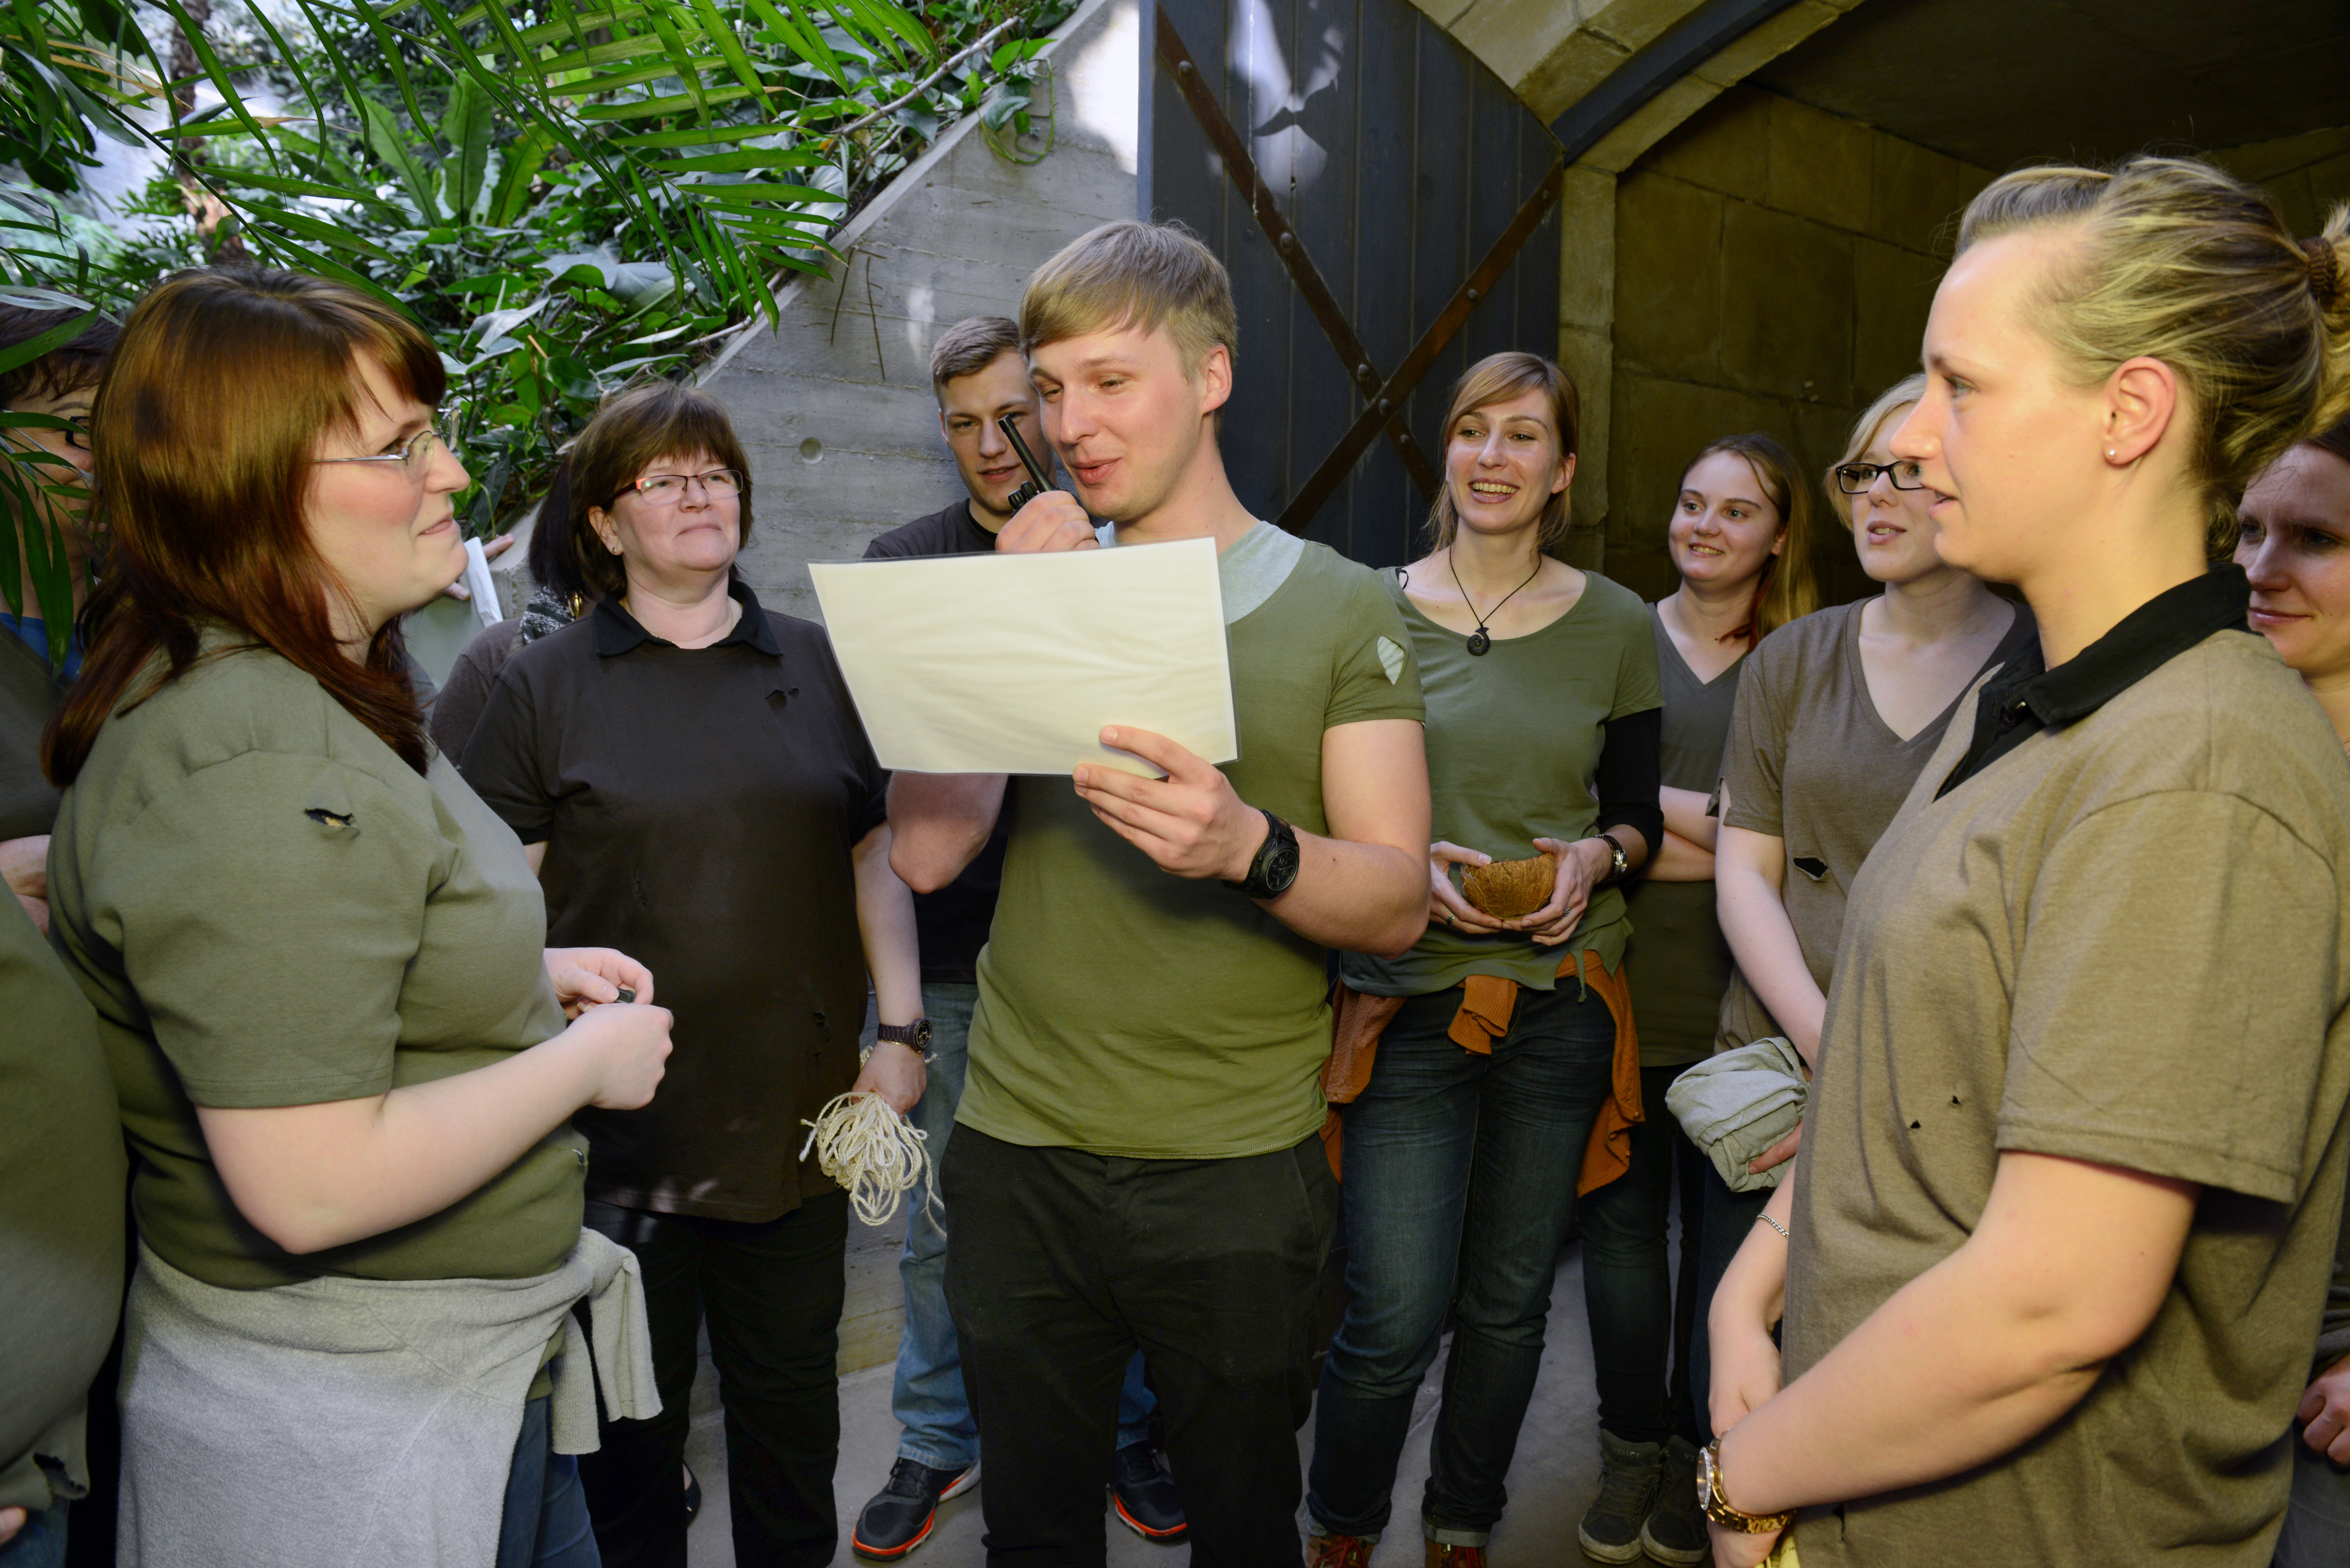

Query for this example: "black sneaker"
[1109,1440,1187,1541]
[1575,1430,1663,1564]
[1639,1436,1709,1565]
[852,1456,978,1560]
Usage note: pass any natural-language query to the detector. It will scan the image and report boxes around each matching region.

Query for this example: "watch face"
[1264,833,1302,894]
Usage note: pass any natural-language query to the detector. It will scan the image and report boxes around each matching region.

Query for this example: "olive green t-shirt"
[1785,629,2350,1566]
[48,631,584,1291]
[0,627,64,840]
[958,530,1425,1159]
[1342,569,1660,998]
[0,891,123,1513]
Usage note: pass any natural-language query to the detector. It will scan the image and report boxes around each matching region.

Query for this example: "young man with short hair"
[852,317,1183,1560]
[891,222,1433,1562]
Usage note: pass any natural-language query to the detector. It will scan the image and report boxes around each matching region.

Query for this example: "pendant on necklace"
[1467,628,1492,656]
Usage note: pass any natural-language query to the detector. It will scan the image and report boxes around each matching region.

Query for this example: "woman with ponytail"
[44,268,675,1568]
[1703,161,2350,1568]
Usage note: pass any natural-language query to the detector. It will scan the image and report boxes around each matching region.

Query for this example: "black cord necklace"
[1448,548,1542,655]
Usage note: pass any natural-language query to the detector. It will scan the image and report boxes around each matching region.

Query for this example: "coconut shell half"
[1459,852,1557,920]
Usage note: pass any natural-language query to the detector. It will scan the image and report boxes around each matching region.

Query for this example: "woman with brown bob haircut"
[43,267,675,1568]
[1308,351,1663,1566]
[459,380,923,1568]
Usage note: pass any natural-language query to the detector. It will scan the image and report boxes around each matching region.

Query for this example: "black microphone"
[998,414,1053,510]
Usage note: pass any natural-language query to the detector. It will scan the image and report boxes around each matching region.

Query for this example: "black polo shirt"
[1939,565,2257,798]
[460,579,887,1222]
[864,498,1010,986]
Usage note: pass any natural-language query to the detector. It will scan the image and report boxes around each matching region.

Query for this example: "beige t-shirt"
[1783,628,2350,1565]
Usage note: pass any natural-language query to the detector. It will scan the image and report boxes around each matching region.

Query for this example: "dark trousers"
[942,1124,1340,1567]
[578,1194,850,1568]
[1686,1160,1772,1438]
[1307,981,1618,1545]
[1577,1061,1707,1447]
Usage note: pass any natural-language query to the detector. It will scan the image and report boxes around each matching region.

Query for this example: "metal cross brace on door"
[1153,8,1564,536]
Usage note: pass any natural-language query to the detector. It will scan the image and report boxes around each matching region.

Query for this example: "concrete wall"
[699,0,1140,621]
[1602,85,1992,605]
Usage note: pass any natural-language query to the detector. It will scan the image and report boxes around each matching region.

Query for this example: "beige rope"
[798,1091,935,1228]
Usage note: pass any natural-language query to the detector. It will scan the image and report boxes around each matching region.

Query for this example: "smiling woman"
[39,267,676,1568]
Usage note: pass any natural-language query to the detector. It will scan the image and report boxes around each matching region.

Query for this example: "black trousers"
[578,1193,849,1568]
[942,1125,1340,1567]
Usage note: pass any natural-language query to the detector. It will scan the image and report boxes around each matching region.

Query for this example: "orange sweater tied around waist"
[1320,947,1642,1194]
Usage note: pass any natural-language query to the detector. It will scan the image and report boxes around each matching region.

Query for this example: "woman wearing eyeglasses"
[1690,375,2035,1425]
[460,381,923,1568]
[43,268,677,1568]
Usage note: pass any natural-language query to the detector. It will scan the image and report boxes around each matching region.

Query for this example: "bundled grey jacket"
[1664,1034,1808,1193]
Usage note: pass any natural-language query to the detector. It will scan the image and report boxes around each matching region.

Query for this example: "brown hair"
[1681,432,1821,644]
[569,381,754,600]
[1020,219,1237,375]
[930,316,1022,390]
[2305,410,2350,470]
[46,268,444,785]
[0,304,118,404]
[1956,157,2350,551]
[1425,352,1581,555]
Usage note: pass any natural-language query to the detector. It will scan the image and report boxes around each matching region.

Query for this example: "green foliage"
[0,0,1072,662]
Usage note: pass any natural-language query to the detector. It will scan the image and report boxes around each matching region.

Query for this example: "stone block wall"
[1603,85,1992,605]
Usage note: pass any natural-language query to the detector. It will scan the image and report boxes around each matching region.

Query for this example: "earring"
[2106,448,2117,461]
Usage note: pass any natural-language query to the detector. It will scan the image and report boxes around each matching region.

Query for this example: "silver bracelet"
[1754,1212,1790,1240]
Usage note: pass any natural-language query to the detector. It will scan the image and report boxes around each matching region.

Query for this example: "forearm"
[1660,785,1718,850]
[854,824,923,1025]
[887,772,1005,893]
[1648,830,1715,882]
[1266,831,1426,955]
[1716,856,1826,1061]
[199,1036,599,1254]
[1712,1176,1795,1342]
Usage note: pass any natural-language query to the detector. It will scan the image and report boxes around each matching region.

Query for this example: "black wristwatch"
[1223,809,1301,901]
[1593,832,1630,883]
[875,1019,932,1051]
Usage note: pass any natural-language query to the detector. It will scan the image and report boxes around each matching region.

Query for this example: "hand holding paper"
[1075,725,1269,880]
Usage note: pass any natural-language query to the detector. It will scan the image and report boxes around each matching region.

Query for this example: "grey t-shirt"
[1623,605,1744,1065]
[1784,628,2350,1564]
[1714,599,2036,1050]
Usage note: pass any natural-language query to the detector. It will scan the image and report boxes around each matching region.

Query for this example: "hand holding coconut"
[1428,841,1511,932]
[1446,836,1619,946]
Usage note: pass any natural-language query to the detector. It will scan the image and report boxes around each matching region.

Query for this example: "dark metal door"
[1144,0,1565,567]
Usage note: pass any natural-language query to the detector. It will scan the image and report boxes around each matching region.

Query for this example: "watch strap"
[875,1020,930,1048]
[1699,1438,1794,1534]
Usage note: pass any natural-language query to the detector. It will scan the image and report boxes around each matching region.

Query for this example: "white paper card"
[809,537,1236,777]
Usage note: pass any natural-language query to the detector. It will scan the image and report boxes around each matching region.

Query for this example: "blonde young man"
[890,222,1433,1562]
[853,318,1181,1559]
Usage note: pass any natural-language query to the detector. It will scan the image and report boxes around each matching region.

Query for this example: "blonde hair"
[1425,352,1581,554]
[1680,432,1821,644]
[1828,372,1930,522]
[1956,156,2350,551]
[1019,220,1237,375]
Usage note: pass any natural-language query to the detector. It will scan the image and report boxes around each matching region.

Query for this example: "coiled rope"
[798,1092,935,1228]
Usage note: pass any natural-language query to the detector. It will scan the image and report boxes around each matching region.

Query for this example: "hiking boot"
[851,1456,978,1560]
[1109,1440,1187,1540]
[1640,1435,1709,1564]
[1576,1430,1665,1563]
[1424,1545,1486,1567]
[1305,1533,1375,1568]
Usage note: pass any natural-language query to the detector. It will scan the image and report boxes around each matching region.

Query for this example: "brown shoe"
[1425,1546,1487,1568]
[1304,1535,1374,1568]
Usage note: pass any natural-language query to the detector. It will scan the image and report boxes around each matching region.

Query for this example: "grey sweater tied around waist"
[118,1226,658,1568]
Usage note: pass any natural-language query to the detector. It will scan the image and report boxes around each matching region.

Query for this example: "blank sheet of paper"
[809,536,1236,776]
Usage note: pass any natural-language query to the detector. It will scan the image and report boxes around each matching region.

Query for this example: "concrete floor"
[678,1241,1630,1566]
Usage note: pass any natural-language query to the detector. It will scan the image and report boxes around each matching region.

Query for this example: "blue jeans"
[2274,1424,2350,1567]
[0,1502,66,1568]
[1576,1060,1706,1447]
[894,981,1156,1471]
[498,1392,600,1568]
[1308,980,1618,1546]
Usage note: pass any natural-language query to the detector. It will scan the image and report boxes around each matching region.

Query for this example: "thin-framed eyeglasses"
[0,404,94,467]
[317,420,454,479]
[616,469,746,507]
[1834,459,1927,494]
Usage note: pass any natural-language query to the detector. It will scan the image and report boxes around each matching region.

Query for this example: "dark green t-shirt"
[958,532,1424,1159]
[1342,568,1661,998]
[0,627,63,840]
[48,631,584,1290]
[0,891,122,1512]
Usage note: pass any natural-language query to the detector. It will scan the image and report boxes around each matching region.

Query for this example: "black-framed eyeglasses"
[617,468,745,507]
[1834,460,1927,494]
[0,404,94,464]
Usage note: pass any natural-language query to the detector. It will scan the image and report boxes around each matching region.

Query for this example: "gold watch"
[1698,1437,1794,1534]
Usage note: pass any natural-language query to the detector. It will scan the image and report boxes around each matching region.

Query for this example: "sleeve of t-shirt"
[98,752,433,1107]
[820,638,891,841]
[1998,790,2341,1203]
[458,667,556,845]
[1325,570,1426,729]
[1719,633,1791,837]
[426,620,514,764]
[1609,596,1665,722]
